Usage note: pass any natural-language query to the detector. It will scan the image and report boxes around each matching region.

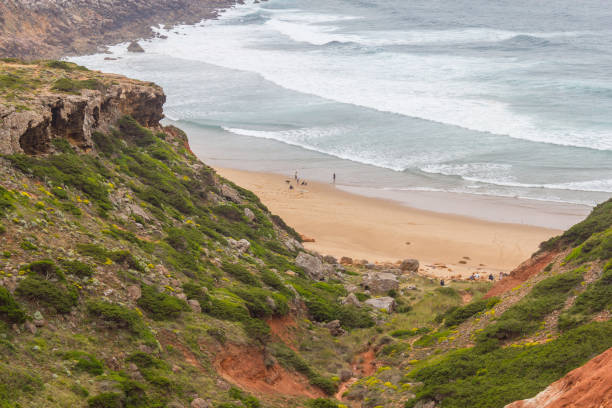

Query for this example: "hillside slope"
[2,59,612,408]
[0,0,234,59]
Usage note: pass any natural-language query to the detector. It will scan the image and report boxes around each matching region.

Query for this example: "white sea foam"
[125,2,612,152]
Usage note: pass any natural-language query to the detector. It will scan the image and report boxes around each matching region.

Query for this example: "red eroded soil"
[214,343,325,398]
[485,251,557,298]
[266,314,298,350]
[352,347,377,377]
[505,346,612,408]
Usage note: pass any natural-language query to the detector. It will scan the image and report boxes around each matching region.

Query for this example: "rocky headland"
[0,0,238,59]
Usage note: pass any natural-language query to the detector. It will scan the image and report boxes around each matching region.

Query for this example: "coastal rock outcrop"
[0,74,165,155]
[0,0,235,59]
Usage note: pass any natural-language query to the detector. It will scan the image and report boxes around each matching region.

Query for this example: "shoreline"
[214,166,568,278]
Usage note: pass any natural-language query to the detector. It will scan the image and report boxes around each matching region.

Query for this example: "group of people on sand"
[287,171,336,190]
[467,271,507,281]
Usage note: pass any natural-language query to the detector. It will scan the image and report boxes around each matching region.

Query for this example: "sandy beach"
[215,167,566,278]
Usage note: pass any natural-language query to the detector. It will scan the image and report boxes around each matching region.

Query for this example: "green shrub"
[86,300,142,332]
[51,138,74,153]
[207,297,250,321]
[231,287,288,318]
[52,186,69,199]
[126,352,161,369]
[0,365,43,404]
[22,259,65,280]
[308,398,339,408]
[15,276,77,314]
[541,198,612,250]
[88,392,123,408]
[479,268,584,343]
[46,60,88,71]
[20,240,38,251]
[221,261,260,286]
[0,186,14,217]
[271,343,336,395]
[137,285,187,320]
[242,318,271,342]
[0,287,27,324]
[559,264,612,330]
[60,259,94,278]
[118,116,155,147]
[261,269,285,291]
[443,297,499,327]
[207,327,227,344]
[213,204,244,221]
[406,320,612,408]
[63,351,104,375]
[228,387,261,408]
[52,77,103,93]
[390,327,431,339]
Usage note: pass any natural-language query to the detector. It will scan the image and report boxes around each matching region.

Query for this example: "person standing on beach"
[333,173,336,183]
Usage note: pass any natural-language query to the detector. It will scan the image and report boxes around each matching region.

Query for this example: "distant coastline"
[0,0,240,59]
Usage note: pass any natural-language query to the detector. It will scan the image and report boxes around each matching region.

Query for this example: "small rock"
[188,299,201,313]
[127,41,145,53]
[220,184,242,203]
[400,259,420,273]
[325,320,346,336]
[228,238,251,254]
[191,398,210,408]
[340,369,353,382]
[365,263,376,270]
[176,293,187,301]
[127,285,141,300]
[244,208,255,222]
[172,364,182,373]
[341,293,361,307]
[24,321,37,334]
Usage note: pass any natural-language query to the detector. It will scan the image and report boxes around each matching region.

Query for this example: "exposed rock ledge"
[0,72,165,155]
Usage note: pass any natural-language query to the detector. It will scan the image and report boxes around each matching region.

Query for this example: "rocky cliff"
[0,60,165,155]
[0,0,235,59]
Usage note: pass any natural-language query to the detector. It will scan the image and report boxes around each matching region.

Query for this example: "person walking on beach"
[332,173,336,184]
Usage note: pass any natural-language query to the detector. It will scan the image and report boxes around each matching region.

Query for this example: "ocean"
[71,0,612,225]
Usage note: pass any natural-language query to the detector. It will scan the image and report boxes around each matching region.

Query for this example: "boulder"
[295,252,328,281]
[244,207,255,222]
[340,256,353,265]
[400,259,420,273]
[323,255,338,264]
[361,272,399,293]
[127,41,145,53]
[284,237,304,252]
[325,320,346,337]
[188,299,201,313]
[341,293,361,307]
[220,184,242,203]
[364,297,396,312]
[228,238,250,254]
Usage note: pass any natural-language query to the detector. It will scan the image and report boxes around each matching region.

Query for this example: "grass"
[406,320,612,408]
[478,267,584,344]
[136,285,187,320]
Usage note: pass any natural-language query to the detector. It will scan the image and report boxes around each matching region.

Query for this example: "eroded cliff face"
[0,61,165,155]
[505,346,612,408]
[0,0,236,59]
